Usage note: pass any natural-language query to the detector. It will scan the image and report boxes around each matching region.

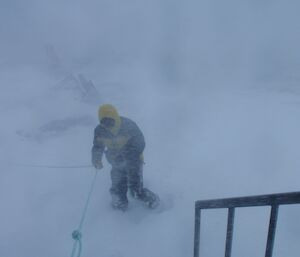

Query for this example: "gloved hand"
[92,155,103,169]
[94,160,103,169]
[92,149,104,169]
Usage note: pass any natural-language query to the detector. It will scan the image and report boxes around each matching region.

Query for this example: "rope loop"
[72,230,82,241]
[69,169,98,257]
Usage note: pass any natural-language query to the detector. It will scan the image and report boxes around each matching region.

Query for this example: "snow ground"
[0,71,300,257]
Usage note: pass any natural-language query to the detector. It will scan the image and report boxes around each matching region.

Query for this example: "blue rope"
[70,169,98,257]
[71,230,82,257]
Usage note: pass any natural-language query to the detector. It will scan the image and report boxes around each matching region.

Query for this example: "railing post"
[193,192,300,257]
[225,208,235,257]
[265,205,279,257]
[194,206,201,257]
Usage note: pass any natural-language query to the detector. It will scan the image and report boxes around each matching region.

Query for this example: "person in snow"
[92,104,159,211]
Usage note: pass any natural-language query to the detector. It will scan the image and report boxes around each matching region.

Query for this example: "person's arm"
[123,121,145,158]
[91,127,105,169]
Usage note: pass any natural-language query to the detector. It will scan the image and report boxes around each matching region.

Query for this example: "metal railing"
[193,191,300,257]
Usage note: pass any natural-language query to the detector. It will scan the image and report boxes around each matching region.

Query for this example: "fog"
[1,1,300,257]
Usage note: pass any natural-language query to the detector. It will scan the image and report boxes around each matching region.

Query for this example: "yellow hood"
[98,104,121,135]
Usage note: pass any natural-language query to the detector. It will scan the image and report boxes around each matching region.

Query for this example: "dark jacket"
[92,116,145,166]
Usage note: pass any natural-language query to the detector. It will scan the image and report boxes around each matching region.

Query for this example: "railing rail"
[194,191,300,257]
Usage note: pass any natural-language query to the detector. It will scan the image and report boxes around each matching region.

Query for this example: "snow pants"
[109,154,143,203]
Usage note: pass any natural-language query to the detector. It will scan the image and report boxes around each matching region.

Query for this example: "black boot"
[111,193,128,211]
[131,188,160,209]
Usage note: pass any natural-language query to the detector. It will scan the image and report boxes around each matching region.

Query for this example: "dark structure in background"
[194,191,300,257]
[16,45,101,142]
[46,44,101,104]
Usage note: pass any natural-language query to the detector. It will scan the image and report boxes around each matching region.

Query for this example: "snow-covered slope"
[1,69,300,257]
[1,1,300,256]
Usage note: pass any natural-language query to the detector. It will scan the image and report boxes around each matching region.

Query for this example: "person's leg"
[127,154,159,208]
[110,166,128,210]
[127,155,144,198]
